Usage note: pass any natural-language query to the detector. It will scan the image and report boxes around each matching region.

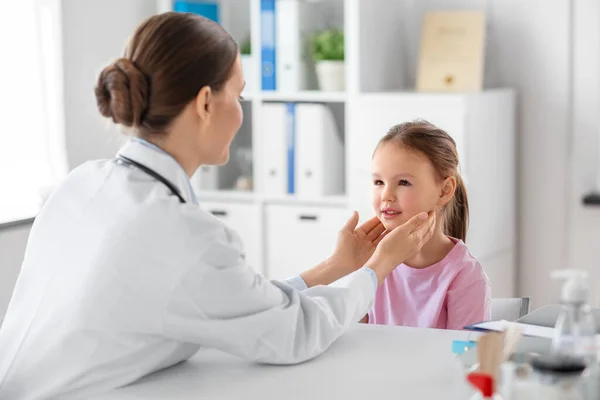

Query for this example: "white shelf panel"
[260,91,347,103]
[263,195,348,208]
[240,92,254,100]
[358,88,515,100]
[196,190,257,203]
[195,190,349,208]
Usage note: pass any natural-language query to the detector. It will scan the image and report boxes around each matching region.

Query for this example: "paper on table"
[465,320,556,339]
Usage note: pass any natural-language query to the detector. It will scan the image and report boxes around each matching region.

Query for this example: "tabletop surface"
[94,324,480,400]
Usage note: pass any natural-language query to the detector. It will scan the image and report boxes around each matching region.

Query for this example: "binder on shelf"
[261,0,276,91]
[286,103,295,194]
[173,1,220,23]
[294,103,344,198]
[191,165,219,192]
[275,0,325,92]
[262,103,288,196]
[262,102,343,198]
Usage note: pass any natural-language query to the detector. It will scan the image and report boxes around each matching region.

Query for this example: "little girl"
[365,120,491,330]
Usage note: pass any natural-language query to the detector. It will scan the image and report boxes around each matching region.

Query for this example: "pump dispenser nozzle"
[551,269,589,304]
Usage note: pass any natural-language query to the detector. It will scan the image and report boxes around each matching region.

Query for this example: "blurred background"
[0,0,599,322]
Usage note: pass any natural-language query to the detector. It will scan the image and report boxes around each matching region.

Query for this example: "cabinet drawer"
[265,204,350,280]
[199,201,263,275]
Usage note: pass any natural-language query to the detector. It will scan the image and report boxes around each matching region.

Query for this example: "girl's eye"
[373,180,383,186]
[399,179,411,187]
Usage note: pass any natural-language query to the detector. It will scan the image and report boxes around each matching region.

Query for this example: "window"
[0,0,67,223]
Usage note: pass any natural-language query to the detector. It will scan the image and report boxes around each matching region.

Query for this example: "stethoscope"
[116,154,187,204]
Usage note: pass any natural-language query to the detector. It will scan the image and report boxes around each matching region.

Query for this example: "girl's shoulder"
[447,239,491,288]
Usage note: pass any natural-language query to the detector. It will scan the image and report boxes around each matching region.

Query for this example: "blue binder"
[286,103,295,194]
[173,1,220,23]
[260,0,276,91]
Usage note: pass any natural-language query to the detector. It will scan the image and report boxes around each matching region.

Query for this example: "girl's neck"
[403,228,455,269]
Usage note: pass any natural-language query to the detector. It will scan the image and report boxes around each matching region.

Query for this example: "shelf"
[195,191,349,208]
[260,91,347,103]
[196,190,257,203]
[357,88,515,100]
[262,195,348,208]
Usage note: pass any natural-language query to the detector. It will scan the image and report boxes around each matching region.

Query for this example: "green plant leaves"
[240,35,251,55]
[311,28,344,61]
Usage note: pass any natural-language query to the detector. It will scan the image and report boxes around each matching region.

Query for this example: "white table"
[94,324,480,399]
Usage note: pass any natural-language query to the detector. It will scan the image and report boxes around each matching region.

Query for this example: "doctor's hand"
[300,211,386,288]
[365,211,436,285]
[329,211,387,275]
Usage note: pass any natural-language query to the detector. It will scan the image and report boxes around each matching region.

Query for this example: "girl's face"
[371,142,453,230]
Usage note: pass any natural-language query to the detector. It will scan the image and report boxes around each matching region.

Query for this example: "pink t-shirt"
[367,238,491,330]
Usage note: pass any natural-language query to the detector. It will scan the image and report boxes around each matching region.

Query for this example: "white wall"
[0,225,31,320]
[398,1,572,307]
[570,0,600,307]
[486,0,572,308]
[62,0,155,169]
[0,0,155,322]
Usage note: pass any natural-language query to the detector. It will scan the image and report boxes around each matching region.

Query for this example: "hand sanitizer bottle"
[551,269,596,365]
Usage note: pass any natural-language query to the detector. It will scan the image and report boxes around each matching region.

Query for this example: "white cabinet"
[199,201,263,275]
[155,1,518,297]
[265,204,350,280]
[347,94,468,176]
[346,90,516,296]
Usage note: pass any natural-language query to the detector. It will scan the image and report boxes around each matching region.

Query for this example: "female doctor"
[0,11,436,400]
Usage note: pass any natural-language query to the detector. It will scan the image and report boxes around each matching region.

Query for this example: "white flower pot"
[240,55,253,93]
[315,60,345,92]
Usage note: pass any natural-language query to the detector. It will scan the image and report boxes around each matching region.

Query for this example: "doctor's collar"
[121,137,199,205]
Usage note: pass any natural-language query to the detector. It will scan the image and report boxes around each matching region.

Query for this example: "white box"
[275,0,325,91]
[261,103,289,196]
[295,103,344,198]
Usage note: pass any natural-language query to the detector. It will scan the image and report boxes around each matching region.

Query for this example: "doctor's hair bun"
[94,12,239,135]
[95,58,150,128]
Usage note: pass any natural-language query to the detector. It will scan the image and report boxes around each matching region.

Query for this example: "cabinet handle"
[210,210,228,217]
[299,214,318,221]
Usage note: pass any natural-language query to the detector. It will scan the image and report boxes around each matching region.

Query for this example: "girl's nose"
[381,185,396,202]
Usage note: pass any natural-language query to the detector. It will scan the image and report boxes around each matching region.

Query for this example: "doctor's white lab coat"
[0,138,376,399]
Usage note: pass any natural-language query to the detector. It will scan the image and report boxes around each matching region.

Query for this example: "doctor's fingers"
[356,214,381,235]
[373,229,389,246]
[366,222,386,241]
[341,210,360,232]
[410,211,436,245]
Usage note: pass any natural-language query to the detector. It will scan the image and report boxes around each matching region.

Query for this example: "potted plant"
[311,28,345,91]
[239,35,253,92]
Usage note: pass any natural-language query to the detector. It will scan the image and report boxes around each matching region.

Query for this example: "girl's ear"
[438,176,456,207]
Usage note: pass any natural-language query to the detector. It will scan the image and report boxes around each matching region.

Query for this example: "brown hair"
[94,12,239,135]
[376,120,469,241]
